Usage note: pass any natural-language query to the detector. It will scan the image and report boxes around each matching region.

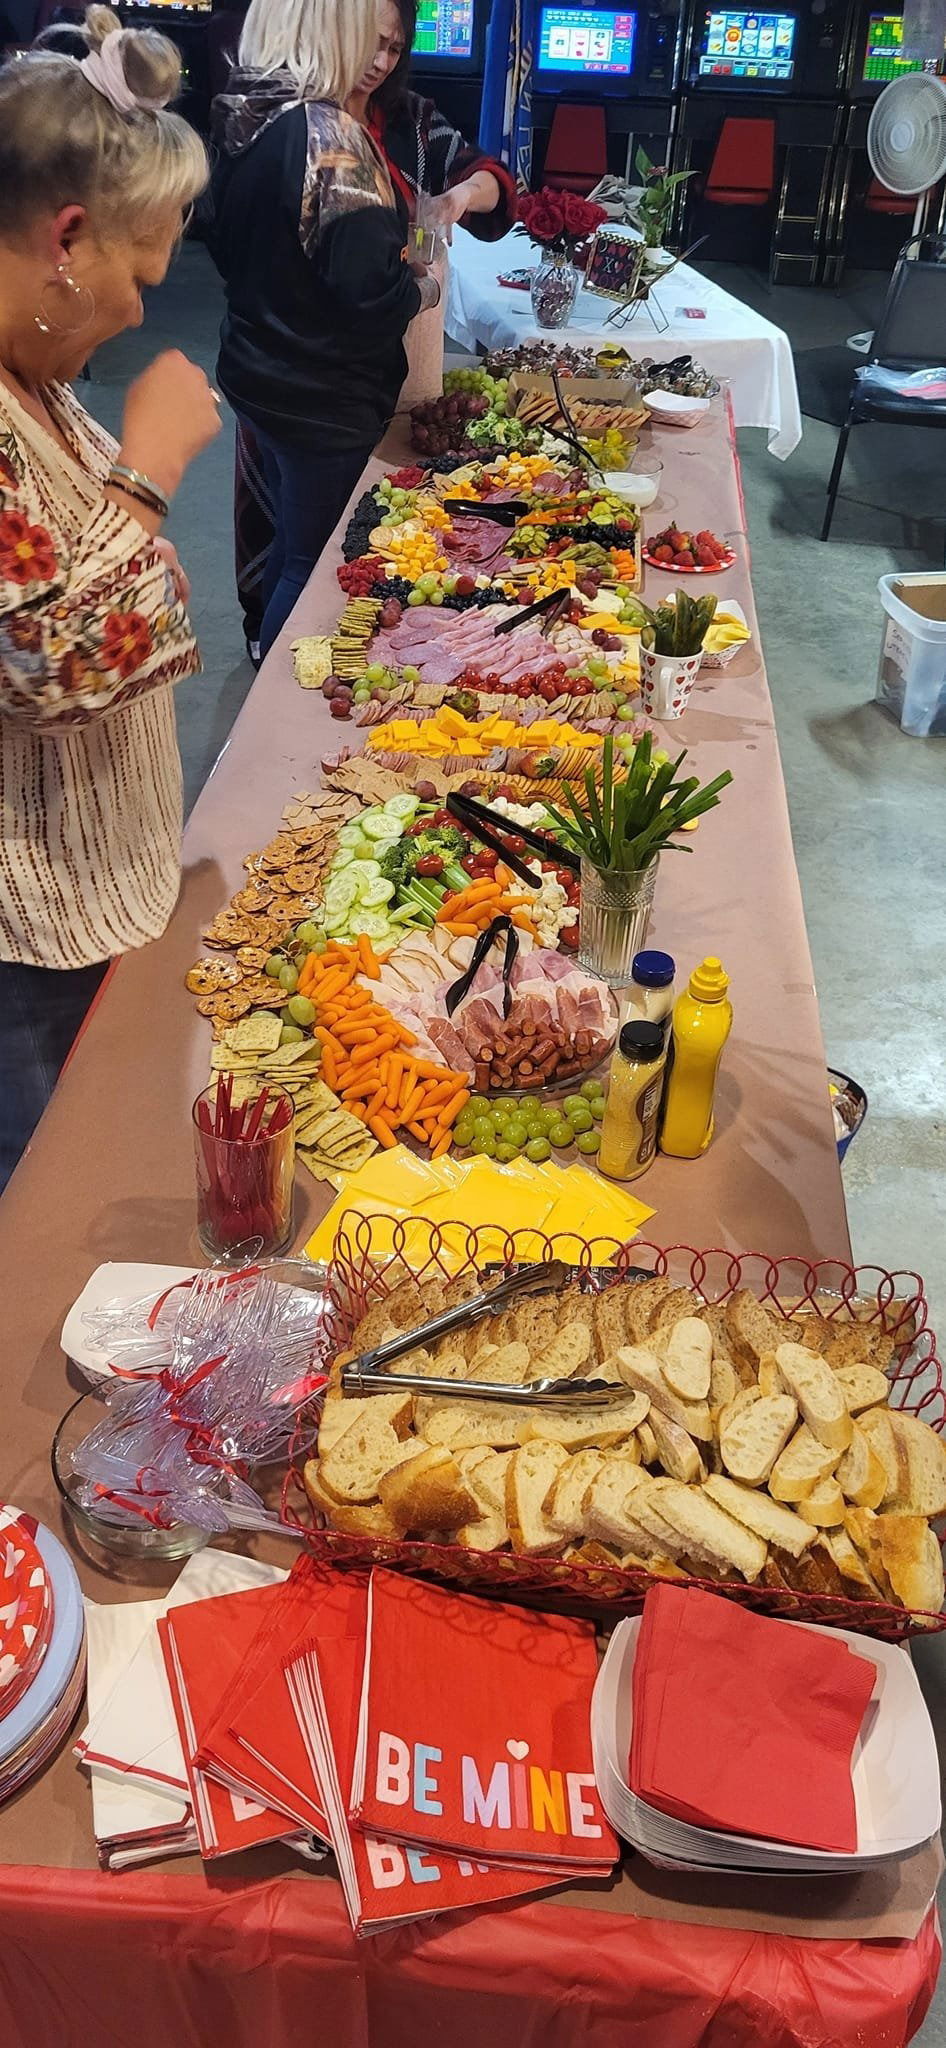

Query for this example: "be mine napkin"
[352,1569,617,1871]
[630,1585,876,1853]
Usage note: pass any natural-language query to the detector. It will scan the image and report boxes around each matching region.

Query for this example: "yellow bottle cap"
[688,956,730,1001]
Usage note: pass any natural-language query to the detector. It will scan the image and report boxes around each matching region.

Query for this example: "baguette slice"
[832,1363,891,1414]
[455,1451,511,1552]
[873,1513,945,1619]
[825,1323,895,1372]
[856,1407,905,1503]
[636,1419,659,1466]
[660,1317,712,1400]
[725,1288,784,1381]
[886,1410,946,1517]
[616,1345,713,1441]
[703,1474,814,1559]
[505,1442,570,1554]
[317,1389,414,1457]
[417,1397,534,1450]
[835,1423,888,1510]
[647,1407,705,1485]
[623,1276,672,1342]
[708,1351,739,1416]
[526,1389,648,1449]
[319,1418,406,1504]
[825,1526,886,1600]
[718,1384,763,1434]
[545,1449,607,1540]
[303,1462,400,1539]
[533,1320,593,1383]
[583,1465,681,1558]
[757,1351,783,1399]
[464,1341,531,1385]
[769,1424,842,1503]
[378,1444,479,1533]
[796,1475,845,1527]
[651,1286,701,1334]
[774,1343,853,1453]
[591,1288,632,1364]
[648,1479,767,1583]
[719,1393,798,1486]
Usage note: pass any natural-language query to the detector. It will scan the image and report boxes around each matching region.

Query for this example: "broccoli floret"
[414,826,468,861]
[379,839,416,887]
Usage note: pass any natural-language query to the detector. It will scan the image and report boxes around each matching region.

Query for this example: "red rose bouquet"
[518,187,606,259]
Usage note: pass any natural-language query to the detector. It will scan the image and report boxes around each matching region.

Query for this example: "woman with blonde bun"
[0,3,221,1192]
[212,0,436,656]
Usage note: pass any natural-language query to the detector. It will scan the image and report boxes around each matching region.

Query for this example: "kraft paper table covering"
[0,406,920,2048]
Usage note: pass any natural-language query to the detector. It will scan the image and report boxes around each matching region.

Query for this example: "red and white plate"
[0,1505,53,1718]
[643,545,736,575]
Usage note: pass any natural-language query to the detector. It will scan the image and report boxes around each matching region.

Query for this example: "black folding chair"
[821,233,946,543]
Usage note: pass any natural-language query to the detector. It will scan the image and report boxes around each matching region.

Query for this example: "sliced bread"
[591,1287,633,1363]
[773,1343,853,1453]
[824,1526,886,1600]
[703,1474,814,1559]
[317,1389,413,1458]
[719,1393,798,1486]
[795,1475,845,1527]
[835,1423,888,1510]
[724,1288,785,1381]
[636,1418,659,1466]
[660,1316,712,1401]
[466,1341,531,1386]
[825,1322,895,1373]
[582,1463,678,1557]
[872,1513,945,1618]
[886,1410,946,1517]
[526,1389,648,1450]
[303,1461,400,1540]
[647,1479,767,1583]
[535,1321,593,1383]
[417,1397,534,1451]
[544,1449,607,1539]
[378,1444,479,1533]
[622,1275,672,1340]
[505,1441,570,1554]
[769,1424,842,1503]
[856,1407,905,1503]
[318,1417,406,1505]
[832,1363,891,1414]
[646,1407,705,1485]
[616,1345,713,1441]
[455,1451,511,1553]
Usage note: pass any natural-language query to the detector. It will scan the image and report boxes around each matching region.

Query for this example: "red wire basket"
[283,1220,946,1642]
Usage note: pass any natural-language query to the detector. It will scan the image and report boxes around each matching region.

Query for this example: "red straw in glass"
[244,1086,270,1144]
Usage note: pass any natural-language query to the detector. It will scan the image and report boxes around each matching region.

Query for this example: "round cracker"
[185,958,241,996]
[196,989,252,1021]
[235,944,272,971]
[231,882,275,915]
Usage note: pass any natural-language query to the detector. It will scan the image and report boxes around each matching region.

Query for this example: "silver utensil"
[340,1362,632,1406]
[342,1259,573,1388]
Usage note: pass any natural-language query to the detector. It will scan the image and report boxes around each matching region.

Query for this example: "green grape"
[549,1120,574,1148]
[472,1131,496,1157]
[504,1118,528,1149]
[525,1136,551,1162]
[568,1106,594,1134]
[489,1105,509,1130]
[296,921,321,949]
[407,588,425,606]
[280,1024,305,1045]
[494,1141,519,1163]
[536,1106,559,1136]
[563,1095,587,1119]
[278,963,298,993]
[580,1079,602,1100]
[495,1094,518,1110]
[453,1117,475,1148]
[402,665,421,684]
[265,953,284,979]
[468,1095,490,1116]
[287,993,315,1026]
[592,1097,606,1121]
[472,1118,495,1146]
[576,1129,600,1154]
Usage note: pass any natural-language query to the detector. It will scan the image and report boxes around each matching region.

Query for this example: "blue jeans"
[0,959,108,1195]
[251,430,374,657]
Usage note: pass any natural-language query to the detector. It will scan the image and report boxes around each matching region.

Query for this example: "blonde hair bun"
[84,2,182,110]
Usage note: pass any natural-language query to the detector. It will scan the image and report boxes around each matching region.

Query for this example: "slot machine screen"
[697,8,797,83]
[536,6,637,81]
[862,13,924,81]
[413,0,476,61]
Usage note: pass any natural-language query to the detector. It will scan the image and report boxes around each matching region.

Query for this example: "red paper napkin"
[629,1585,876,1853]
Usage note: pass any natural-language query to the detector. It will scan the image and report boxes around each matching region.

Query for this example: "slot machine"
[673,0,854,280]
[529,3,686,182]
[822,2,945,277]
[409,0,487,151]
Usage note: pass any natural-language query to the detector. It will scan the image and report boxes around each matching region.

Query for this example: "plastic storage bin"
[877,573,946,737]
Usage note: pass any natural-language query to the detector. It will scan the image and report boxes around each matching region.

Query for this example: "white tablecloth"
[445,229,803,461]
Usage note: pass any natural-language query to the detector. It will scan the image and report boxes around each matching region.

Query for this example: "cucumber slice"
[324,872,358,915]
[360,810,396,842]
[329,846,357,869]
[348,907,395,941]
[324,911,351,937]
[383,794,421,821]
[360,878,395,908]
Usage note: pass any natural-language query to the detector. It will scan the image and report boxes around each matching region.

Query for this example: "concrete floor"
[85,242,946,2031]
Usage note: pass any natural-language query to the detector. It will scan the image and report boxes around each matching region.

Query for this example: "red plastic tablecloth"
[0,1869,936,2048]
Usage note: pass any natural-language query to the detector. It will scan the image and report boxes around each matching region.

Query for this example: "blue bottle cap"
[632,950,675,990]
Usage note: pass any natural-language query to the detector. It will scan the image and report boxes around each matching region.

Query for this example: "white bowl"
[642,390,711,429]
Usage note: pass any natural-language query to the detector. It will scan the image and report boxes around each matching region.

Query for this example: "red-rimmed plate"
[643,544,736,575]
[0,1505,53,1719]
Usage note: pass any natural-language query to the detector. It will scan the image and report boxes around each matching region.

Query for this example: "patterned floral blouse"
[0,380,200,969]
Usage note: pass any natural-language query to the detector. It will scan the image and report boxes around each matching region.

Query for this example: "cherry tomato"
[505,834,527,855]
[559,924,580,950]
[416,853,444,878]
[431,810,453,829]
[405,820,427,836]
[474,848,498,869]
[462,853,479,875]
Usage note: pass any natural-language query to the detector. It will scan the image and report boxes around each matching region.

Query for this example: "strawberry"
[674,549,695,569]
[696,545,717,568]
[668,529,689,551]
[653,543,674,563]
[695,529,716,547]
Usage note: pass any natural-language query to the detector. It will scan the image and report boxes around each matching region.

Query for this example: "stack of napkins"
[304,1145,655,1271]
[592,1586,941,1874]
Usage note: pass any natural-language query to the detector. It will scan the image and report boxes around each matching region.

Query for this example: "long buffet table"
[0,398,938,2048]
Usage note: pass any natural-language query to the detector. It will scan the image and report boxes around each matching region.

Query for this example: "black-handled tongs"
[441,499,529,524]
[446,789,580,876]
[492,587,569,637]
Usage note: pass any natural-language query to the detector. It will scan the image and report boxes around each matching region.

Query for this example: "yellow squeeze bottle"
[658,957,732,1159]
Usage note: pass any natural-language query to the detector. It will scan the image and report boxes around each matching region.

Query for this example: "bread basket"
[283,1223,945,1642]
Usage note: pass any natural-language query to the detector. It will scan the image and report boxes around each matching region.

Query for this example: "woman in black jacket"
[231,0,514,663]
[212,0,438,656]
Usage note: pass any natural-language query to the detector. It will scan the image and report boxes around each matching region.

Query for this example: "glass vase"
[531,251,581,330]
[578,858,658,987]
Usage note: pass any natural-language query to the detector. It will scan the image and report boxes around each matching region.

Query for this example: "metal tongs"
[340,1261,639,1407]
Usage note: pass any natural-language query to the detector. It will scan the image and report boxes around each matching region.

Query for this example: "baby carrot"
[444,921,483,937]
[348,1103,367,1122]
[334,1024,376,1046]
[357,934,381,979]
[431,1131,453,1157]
[400,1084,425,1124]
[366,1083,388,1118]
[436,1087,471,1128]
[390,1022,417,1046]
[351,1033,396,1068]
[319,1045,337,1092]
[314,1025,345,1059]
[385,1053,404,1110]
[407,1120,430,1142]
[368,1113,397,1149]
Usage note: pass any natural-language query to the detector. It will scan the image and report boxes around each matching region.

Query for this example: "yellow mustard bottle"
[658,957,733,1159]
[597,1021,667,1182]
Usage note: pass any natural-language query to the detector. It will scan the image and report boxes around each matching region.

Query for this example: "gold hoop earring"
[35,264,96,338]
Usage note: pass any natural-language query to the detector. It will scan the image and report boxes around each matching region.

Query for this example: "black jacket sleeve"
[319,207,421,337]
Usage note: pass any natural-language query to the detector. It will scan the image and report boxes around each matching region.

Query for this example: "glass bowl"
[53,1388,216,1561]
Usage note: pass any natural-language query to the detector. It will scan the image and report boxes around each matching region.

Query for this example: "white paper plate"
[592,1612,940,1870]
[61,1264,199,1380]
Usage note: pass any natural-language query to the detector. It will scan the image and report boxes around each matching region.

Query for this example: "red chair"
[864,176,915,218]
[704,117,776,206]
[542,103,608,195]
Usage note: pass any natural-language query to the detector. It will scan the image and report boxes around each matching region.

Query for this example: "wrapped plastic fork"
[67,1266,330,1534]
